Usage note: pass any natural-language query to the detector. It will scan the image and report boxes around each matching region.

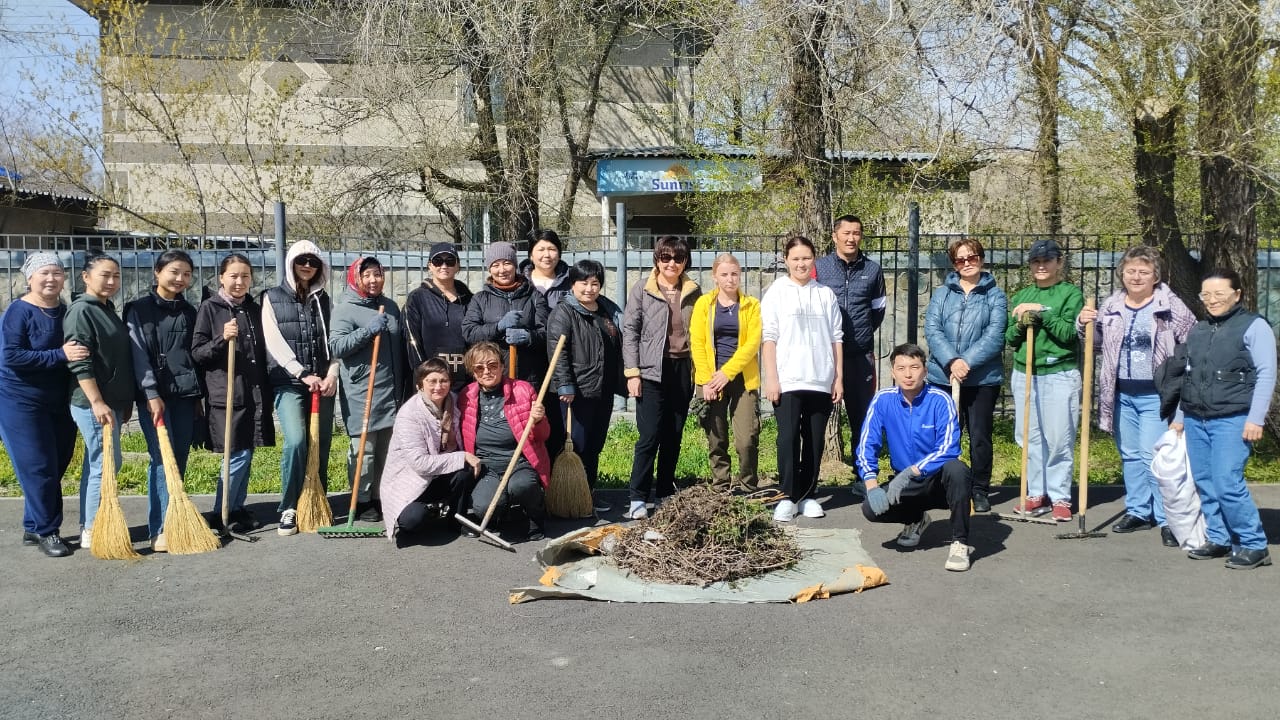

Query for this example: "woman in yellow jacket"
[691,253,762,491]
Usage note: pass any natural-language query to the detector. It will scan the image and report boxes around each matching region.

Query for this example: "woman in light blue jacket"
[924,238,1007,512]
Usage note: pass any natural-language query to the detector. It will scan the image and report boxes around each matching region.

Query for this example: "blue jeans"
[1184,413,1267,550]
[1114,390,1167,525]
[212,448,253,516]
[69,404,124,532]
[1011,369,1080,503]
[136,396,198,537]
[275,386,335,513]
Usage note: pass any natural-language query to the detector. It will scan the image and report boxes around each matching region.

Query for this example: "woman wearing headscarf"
[330,256,406,523]
[0,253,86,557]
[261,240,339,536]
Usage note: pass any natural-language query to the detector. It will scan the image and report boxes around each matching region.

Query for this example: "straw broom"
[296,390,333,532]
[546,405,593,518]
[90,419,140,560]
[156,418,221,554]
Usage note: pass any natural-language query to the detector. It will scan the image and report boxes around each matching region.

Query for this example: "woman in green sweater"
[1005,239,1084,522]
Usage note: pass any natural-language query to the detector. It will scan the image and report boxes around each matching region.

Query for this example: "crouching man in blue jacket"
[858,343,973,571]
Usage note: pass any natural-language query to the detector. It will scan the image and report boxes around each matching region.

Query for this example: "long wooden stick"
[347,307,385,522]
[1077,299,1096,529]
[1018,324,1035,512]
[221,336,236,530]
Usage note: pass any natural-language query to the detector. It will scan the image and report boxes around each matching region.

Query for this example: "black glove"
[504,328,531,346]
[365,313,389,335]
[885,468,915,505]
[865,485,890,515]
[1016,309,1042,332]
[497,310,523,331]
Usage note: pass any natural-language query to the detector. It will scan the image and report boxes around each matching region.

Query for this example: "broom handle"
[222,336,237,528]
[508,343,517,379]
[479,335,567,531]
[348,307,385,521]
[1019,323,1034,510]
[1078,299,1095,531]
[565,406,573,442]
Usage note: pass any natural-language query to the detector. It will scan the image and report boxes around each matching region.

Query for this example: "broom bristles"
[91,425,141,560]
[296,411,333,532]
[156,422,220,555]
[546,445,593,519]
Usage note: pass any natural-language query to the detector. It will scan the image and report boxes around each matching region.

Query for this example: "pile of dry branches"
[611,486,802,587]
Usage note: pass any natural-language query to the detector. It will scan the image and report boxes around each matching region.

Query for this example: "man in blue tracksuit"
[858,343,973,571]
[814,215,886,463]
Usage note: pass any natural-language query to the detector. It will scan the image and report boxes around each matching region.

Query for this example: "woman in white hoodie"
[761,236,844,522]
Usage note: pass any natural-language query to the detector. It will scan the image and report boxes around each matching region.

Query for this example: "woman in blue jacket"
[924,238,1007,512]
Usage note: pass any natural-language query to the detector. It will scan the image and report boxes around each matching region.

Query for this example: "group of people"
[0,219,1273,573]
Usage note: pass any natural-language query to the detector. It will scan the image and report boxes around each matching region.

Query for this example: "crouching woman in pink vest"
[457,341,551,541]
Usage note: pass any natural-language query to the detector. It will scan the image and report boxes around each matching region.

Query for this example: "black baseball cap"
[429,242,458,261]
[1027,239,1063,261]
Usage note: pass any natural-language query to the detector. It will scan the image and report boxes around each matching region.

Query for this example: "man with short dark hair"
[814,215,886,460]
[858,343,973,572]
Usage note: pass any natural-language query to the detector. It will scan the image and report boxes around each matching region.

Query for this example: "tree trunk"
[1029,4,1063,237]
[1133,98,1201,310]
[783,1,832,242]
[1198,0,1260,309]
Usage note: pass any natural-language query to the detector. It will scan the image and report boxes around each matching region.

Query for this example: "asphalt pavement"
[2,485,1278,720]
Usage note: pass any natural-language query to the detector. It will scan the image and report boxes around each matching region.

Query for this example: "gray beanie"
[22,252,63,280]
[483,241,517,269]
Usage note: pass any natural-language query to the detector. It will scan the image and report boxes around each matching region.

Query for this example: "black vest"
[263,285,331,387]
[124,291,201,399]
[1180,305,1263,419]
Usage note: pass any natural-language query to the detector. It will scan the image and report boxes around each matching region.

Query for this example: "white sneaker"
[150,533,167,553]
[278,509,298,536]
[80,528,92,549]
[624,501,648,520]
[798,498,825,518]
[896,512,931,548]
[773,500,798,522]
[945,541,971,572]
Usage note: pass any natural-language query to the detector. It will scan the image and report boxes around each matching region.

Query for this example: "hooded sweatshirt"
[760,275,844,394]
[261,240,339,387]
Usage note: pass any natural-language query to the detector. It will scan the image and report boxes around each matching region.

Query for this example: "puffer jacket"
[622,269,701,383]
[814,250,886,353]
[519,258,574,310]
[462,279,549,384]
[329,259,406,434]
[380,393,467,541]
[924,271,1008,387]
[191,293,275,453]
[124,290,200,401]
[458,378,551,487]
[1076,283,1195,432]
[689,290,761,390]
[545,293,625,399]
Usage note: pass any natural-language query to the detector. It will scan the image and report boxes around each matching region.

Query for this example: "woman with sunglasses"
[621,236,702,519]
[404,242,473,392]
[923,238,1007,512]
[1170,269,1275,569]
[1076,246,1194,545]
[261,240,339,536]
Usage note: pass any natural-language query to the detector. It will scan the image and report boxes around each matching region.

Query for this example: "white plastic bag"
[1151,429,1207,550]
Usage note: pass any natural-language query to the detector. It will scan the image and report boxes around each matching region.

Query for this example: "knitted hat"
[22,252,63,280]
[483,241,517,268]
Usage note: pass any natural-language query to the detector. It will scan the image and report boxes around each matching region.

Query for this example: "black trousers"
[861,458,971,542]
[396,468,477,534]
[561,394,613,488]
[775,390,833,502]
[471,464,544,520]
[842,348,878,455]
[931,382,999,494]
[628,357,693,501]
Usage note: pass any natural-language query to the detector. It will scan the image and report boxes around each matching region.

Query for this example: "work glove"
[864,485,890,516]
[364,313,389,335]
[1016,309,1042,332]
[885,468,915,506]
[497,310,523,331]
[688,395,709,422]
[504,328,532,347]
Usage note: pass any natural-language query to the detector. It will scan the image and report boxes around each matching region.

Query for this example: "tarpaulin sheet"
[509,525,887,604]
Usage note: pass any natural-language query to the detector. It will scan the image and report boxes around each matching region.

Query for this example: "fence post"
[274,201,287,283]
[907,201,920,344]
[615,201,627,310]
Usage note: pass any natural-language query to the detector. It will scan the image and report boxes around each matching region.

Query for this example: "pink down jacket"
[458,379,552,487]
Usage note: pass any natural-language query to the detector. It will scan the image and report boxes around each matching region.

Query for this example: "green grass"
[4,414,1280,497]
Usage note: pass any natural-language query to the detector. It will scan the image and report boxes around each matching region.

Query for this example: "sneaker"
[150,533,168,553]
[798,498,825,518]
[945,541,971,571]
[1014,495,1047,515]
[592,499,612,514]
[278,509,298,536]
[624,501,648,520]
[358,505,383,523]
[971,490,991,513]
[231,508,261,531]
[1051,501,1072,522]
[773,500,798,523]
[80,528,92,549]
[896,512,932,548]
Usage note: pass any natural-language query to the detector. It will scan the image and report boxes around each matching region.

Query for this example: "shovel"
[1058,299,1107,540]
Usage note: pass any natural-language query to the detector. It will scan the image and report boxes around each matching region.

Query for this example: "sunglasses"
[473,360,502,373]
[656,253,688,264]
[293,256,322,269]
[953,255,982,266]
[430,255,458,267]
